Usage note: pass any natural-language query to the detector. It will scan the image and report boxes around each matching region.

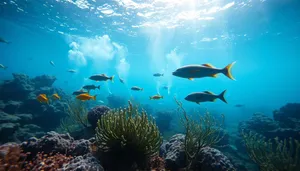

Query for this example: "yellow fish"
[37,94,49,104]
[76,93,96,101]
[150,95,163,100]
[52,93,61,100]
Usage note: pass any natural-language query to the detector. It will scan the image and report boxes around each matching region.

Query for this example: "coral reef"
[242,131,300,171]
[0,73,70,143]
[95,101,162,170]
[87,105,110,128]
[273,103,300,129]
[62,153,104,171]
[0,143,26,171]
[149,156,166,171]
[163,134,186,170]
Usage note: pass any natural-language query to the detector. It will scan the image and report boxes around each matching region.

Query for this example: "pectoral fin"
[210,98,217,102]
[210,73,218,78]
[202,63,215,68]
[188,78,194,81]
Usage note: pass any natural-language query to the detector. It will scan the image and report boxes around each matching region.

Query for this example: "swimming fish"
[52,93,61,100]
[72,89,88,95]
[50,61,55,67]
[0,37,11,44]
[83,85,100,91]
[153,73,164,77]
[89,74,114,82]
[162,86,169,90]
[235,104,245,108]
[98,100,104,103]
[0,64,7,69]
[131,86,143,91]
[172,62,236,80]
[150,95,163,100]
[76,93,97,101]
[37,94,49,104]
[184,90,227,104]
[67,69,77,73]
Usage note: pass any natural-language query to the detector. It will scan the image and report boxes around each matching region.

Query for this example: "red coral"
[0,143,27,171]
[150,156,166,171]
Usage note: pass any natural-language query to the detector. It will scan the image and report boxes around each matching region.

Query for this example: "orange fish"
[37,94,49,104]
[52,93,61,100]
[76,93,96,101]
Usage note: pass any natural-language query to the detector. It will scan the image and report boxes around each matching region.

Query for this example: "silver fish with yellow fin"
[185,90,227,104]
[172,62,236,80]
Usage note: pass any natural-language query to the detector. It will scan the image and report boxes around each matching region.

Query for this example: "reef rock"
[2,101,22,114]
[21,131,91,157]
[164,134,186,170]
[191,147,235,171]
[87,105,110,128]
[61,153,104,171]
[32,75,56,89]
[273,103,300,129]
[0,123,20,143]
[106,94,126,108]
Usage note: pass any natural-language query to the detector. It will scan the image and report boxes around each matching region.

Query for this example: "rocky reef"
[0,73,69,143]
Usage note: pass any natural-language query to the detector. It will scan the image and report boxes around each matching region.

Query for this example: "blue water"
[1,0,300,127]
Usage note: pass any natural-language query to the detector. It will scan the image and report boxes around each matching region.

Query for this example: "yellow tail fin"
[223,61,236,80]
[92,95,97,100]
[110,76,114,83]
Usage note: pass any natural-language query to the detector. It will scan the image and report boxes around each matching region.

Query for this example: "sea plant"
[95,101,162,170]
[242,130,300,171]
[59,99,89,133]
[174,97,225,169]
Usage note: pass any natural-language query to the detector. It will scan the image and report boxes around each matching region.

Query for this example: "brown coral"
[150,156,166,171]
[0,143,26,171]
[22,152,73,171]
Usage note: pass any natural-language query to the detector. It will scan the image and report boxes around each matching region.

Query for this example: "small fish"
[67,69,77,73]
[0,64,7,69]
[52,93,61,100]
[50,61,55,67]
[162,86,169,90]
[153,73,164,77]
[150,95,163,100]
[172,62,236,80]
[131,86,143,91]
[235,104,245,108]
[0,37,11,44]
[76,93,97,101]
[89,74,114,82]
[37,94,49,104]
[185,90,227,104]
[72,89,88,95]
[98,100,104,103]
[83,85,100,91]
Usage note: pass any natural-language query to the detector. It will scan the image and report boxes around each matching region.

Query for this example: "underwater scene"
[0,0,300,170]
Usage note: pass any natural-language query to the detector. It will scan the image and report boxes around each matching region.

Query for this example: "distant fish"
[118,76,125,84]
[52,93,61,100]
[76,93,96,101]
[235,104,245,108]
[89,74,114,82]
[83,85,100,91]
[172,62,236,80]
[50,61,55,67]
[153,73,164,77]
[37,94,49,104]
[67,69,77,73]
[162,86,169,90]
[0,64,7,69]
[185,90,227,104]
[98,100,104,103]
[72,89,88,95]
[131,86,143,91]
[150,94,163,100]
[28,57,33,61]
[0,37,11,44]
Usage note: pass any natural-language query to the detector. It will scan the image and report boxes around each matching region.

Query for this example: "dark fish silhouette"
[235,104,245,108]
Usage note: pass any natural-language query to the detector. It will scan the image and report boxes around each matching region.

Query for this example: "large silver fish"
[83,85,100,91]
[89,74,114,82]
[184,90,227,104]
[131,86,143,91]
[172,62,236,80]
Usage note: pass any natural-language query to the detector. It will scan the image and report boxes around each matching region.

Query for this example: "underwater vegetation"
[95,101,162,170]
[242,131,300,171]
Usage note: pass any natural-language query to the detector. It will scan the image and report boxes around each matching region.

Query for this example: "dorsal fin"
[100,74,105,76]
[202,63,215,68]
[204,91,214,95]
